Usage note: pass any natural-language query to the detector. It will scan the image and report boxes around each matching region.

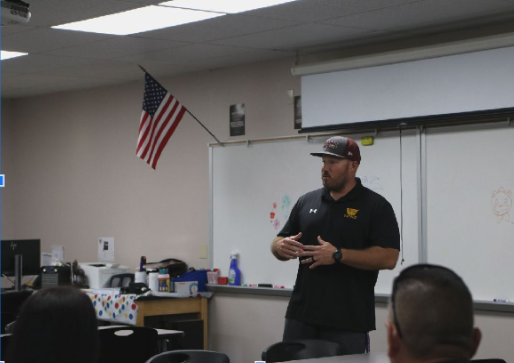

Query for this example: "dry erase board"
[425,123,514,302]
[210,130,420,294]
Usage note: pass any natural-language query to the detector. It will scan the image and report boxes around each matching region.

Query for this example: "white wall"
[2,46,514,363]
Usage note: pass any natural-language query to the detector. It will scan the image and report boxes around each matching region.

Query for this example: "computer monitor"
[1,239,41,278]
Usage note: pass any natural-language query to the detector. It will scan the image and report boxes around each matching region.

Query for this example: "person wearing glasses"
[387,264,482,363]
[271,136,400,354]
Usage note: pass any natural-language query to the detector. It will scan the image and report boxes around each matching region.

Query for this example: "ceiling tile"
[43,36,188,59]
[32,59,190,81]
[1,28,111,53]
[116,43,270,65]
[211,23,374,50]
[2,0,514,98]
[135,13,301,42]
[24,0,146,27]
[322,0,514,31]
[1,53,92,74]
[246,0,420,22]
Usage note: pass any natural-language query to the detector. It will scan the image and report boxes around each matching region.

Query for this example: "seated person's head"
[387,264,481,363]
[7,286,99,363]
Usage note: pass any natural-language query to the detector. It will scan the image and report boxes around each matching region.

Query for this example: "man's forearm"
[340,246,399,270]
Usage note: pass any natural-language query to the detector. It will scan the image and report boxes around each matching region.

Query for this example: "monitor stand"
[14,254,23,291]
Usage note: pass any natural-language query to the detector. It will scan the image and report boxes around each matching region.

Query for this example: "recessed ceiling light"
[160,0,298,14]
[1,51,28,60]
[52,5,224,35]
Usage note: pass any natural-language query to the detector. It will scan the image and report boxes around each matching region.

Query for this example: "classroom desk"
[281,352,389,363]
[86,290,210,349]
[98,326,184,352]
[3,328,186,356]
[134,296,209,350]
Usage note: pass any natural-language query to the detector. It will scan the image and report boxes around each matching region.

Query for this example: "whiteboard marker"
[258,284,273,288]
[493,298,508,303]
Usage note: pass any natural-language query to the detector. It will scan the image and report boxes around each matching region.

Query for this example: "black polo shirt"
[278,178,400,332]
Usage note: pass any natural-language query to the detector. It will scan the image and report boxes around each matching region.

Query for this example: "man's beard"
[322,172,348,193]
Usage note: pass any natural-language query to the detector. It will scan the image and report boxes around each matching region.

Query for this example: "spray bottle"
[228,253,241,286]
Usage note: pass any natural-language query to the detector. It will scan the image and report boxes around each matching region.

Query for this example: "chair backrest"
[262,339,344,362]
[107,273,135,288]
[145,350,230,363]
[1,333,12,359]
[1,312,17,334]
[472,360,507,363]
[1,290,33,333]
[98,326,158,363]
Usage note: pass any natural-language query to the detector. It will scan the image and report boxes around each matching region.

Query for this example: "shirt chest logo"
[309,208,317,214]
[344,208,359,219]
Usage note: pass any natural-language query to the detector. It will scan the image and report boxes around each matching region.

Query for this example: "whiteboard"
[210,130,420,294]
[425,124,514,302]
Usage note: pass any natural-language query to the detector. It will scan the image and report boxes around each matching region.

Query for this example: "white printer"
[78,262,130,289]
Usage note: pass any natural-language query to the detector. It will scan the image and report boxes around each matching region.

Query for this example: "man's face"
[321,155,353,192]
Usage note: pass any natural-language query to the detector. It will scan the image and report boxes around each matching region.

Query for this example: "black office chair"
[1,312,17,334]
[1,290,33,333]
[145,350,230,363]
[98,326,158,363]
[1,333,12,359]
[262,339,344,362]
[107,273,135,288]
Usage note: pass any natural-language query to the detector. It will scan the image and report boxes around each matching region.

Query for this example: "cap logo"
[323,140,339,150]
[348,151,353,156]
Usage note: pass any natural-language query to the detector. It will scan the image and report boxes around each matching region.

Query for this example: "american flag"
[137,73,187,169]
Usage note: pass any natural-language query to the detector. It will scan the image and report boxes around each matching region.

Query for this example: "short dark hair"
[7,286,99,363]
[391,264,475,358]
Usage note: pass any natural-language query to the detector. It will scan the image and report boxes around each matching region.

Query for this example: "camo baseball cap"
[311,136,361,163]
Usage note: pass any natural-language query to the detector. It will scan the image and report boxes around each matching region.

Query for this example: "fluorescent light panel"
[160,0,298,14]
[52,5,224,35]
[1,51,28,60]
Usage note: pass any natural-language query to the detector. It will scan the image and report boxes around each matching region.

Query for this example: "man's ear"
[386,321,401,359]
[470,328,482,358]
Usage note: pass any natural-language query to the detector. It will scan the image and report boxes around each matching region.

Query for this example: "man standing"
[387,264,482,363]
[271,136,400,354]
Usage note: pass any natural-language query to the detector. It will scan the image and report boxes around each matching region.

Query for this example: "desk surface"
[98,325,184,338]
[285,352,389,363]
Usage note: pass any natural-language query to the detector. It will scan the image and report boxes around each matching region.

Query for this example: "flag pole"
[186,110,224,145]
[138,65,224,146]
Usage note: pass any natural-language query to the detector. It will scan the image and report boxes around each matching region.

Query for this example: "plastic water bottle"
[228,254,241,286]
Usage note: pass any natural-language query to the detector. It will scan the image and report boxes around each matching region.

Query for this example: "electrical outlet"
[199,244,209,259]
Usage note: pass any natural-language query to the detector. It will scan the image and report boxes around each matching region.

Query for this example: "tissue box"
[174,281,199,295]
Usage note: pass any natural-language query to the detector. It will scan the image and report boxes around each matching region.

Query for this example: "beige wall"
[1,99,16,238]
[2,44,514,362]
[0,59,300,268]
[209,294,514,362]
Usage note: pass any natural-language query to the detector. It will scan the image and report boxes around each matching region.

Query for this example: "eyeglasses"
[391,264,462,339]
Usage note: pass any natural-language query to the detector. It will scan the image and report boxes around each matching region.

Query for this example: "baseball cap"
[311,136,361,163]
